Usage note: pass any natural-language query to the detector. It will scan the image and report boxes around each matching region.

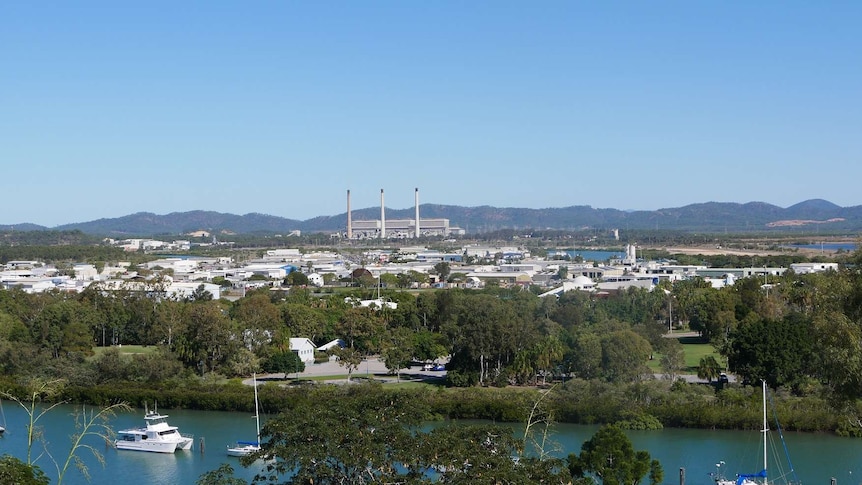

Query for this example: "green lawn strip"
[89,345,158,361]
[648,340,726,374]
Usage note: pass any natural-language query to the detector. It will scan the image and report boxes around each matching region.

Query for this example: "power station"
[345,188,453,239]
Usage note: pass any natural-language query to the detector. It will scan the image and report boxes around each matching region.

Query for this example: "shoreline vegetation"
[2,236,862,452]
[6,376,857,438]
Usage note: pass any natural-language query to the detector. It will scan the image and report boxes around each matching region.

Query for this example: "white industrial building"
[346,188,453,239]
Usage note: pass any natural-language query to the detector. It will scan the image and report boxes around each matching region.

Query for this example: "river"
[1,403,861,484]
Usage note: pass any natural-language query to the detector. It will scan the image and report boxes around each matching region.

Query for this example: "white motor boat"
[116,405,194,453]
[227,373,262,457]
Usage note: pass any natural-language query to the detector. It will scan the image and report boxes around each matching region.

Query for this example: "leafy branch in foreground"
[59,402,130,483]
[3,378,130,484]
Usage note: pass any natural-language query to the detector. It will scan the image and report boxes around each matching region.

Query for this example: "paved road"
[252,356,448,384]
[250,356,733,385]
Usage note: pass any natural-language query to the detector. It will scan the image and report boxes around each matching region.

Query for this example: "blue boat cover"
[736,469,767,485]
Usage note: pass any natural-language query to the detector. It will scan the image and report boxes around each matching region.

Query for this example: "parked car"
[422,363,434,371]
[431,364,446,371]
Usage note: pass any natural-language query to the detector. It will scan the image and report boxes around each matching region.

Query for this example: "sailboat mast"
[762,379,768,485]
[253,373,261,444]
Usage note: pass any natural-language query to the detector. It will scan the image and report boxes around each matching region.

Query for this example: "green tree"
[190,284,214,302]
[379,273,399,288]
[568,425,663,485]
[197,464,247,485]
[0,455,49,485]
[175,301,236,375]
[433,261,451,283]
[569,332,602,379]
[282,303,328,343]
[687,288,739,343]
[381,327,414,381]
[726,313,815,389]
[535,335,565,385]
[600,330,652,383]
[250,387,424,484]
[660,338,685,381]
[557,265,568,280]
[232,293,282,354]
[812,310,862,401]
[285,271,309,287]
[334,347,363,381]
[262,349,305,376]
[250,387,570,485]
[697,355,723,383]
[335,307,385,355]
[411,329,448,363]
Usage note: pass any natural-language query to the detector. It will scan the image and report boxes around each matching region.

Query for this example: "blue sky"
[2,2,861,227]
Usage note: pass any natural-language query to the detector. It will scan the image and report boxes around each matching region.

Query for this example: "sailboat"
[227,373,262,457]
[713,380,799,485]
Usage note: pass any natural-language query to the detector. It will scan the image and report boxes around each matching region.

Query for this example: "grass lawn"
[648,336,726,374]
[89,345,159,361]
[274,372,446,389]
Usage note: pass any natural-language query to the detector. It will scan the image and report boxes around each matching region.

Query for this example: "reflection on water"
[3,404,862,484]
[0,403,269,485]
[110,448,181,483]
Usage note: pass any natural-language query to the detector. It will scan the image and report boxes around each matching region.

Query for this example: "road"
[252,356,448,384]
[249,355,731,386]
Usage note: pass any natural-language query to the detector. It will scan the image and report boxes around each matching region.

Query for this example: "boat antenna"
[767,382,800,484]
[253,373,261,446]
[762,379,768,485]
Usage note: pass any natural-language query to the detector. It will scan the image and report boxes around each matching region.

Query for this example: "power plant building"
[346,188,455,239]
[350,218,451,239]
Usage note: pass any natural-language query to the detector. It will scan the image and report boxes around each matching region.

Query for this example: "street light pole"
[664,289,673,334]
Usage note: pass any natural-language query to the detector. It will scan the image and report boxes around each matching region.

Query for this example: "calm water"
[785,243,857,252]
[0,404,269,484]
[2,403,861,484]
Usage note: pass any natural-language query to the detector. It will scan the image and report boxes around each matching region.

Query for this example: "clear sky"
[2,1,861,227]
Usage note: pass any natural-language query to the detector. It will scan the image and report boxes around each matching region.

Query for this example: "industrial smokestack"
[346,190,352,239]
[380,189,386,239]
[415,187,420,239]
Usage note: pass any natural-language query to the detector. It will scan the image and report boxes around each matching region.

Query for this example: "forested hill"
[5,199,862,236]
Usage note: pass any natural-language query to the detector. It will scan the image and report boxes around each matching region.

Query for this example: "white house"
[307,273,325,287]
[317,339,344,352]
[790,262,839,274]
[289,338,317,364]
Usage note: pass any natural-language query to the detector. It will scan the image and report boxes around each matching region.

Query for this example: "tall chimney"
[380,189,386,239]
[415,187,420,238]
[346,190,352,239]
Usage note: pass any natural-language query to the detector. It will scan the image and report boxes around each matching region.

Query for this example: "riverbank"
[44,373,857,437]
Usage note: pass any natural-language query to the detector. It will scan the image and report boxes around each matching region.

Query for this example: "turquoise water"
[2,404,861,484]
[785,243,857,252]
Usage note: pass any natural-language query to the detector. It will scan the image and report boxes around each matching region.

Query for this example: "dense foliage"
[3,247,862,435]
[228,385,659,485]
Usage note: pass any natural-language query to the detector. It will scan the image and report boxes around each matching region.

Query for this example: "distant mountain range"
[2,199,861,236]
